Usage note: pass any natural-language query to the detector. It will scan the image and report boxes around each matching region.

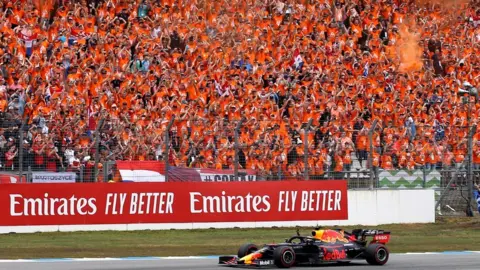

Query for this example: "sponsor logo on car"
[257,260,274,265]
[313,229,350,243]
[322,247,347,261]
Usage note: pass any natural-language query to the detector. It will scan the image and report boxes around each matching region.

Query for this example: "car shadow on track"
[297,262,370,268]
[226,262,371,269]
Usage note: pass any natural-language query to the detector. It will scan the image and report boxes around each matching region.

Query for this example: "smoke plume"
[396,23,423,73]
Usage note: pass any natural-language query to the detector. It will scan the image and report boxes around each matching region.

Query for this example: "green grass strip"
[0,217,479,259]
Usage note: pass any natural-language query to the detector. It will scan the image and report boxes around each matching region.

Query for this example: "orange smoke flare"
[415,0,468,8]
[396,22,423,73]
[33,0,55,17]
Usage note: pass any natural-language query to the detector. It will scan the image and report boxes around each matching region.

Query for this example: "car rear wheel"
[273,246,296,268]
[237,243,258,258]
[365,243,389,265]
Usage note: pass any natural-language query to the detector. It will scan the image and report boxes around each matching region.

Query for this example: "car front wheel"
[237,243,258,258]
[273,246,296,268]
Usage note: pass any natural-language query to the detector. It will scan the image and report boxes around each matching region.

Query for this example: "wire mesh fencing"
[1,115,102,183]
[2,115,479,216]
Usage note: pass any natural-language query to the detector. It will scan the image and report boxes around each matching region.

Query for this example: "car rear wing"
[362,230,390,236]
[363,230,391,244]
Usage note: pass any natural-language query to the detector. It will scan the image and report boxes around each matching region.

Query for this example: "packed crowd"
[0,0,479,179]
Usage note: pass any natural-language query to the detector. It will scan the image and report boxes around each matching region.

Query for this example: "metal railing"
[0,119,475,180]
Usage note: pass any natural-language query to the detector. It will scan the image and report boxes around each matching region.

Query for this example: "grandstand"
[0,0,479,193]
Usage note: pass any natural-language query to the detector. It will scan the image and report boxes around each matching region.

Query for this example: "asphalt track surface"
[1,253,480,270]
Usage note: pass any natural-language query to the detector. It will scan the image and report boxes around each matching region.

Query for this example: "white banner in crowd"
[197,169,257,182]
[32,172,76,183]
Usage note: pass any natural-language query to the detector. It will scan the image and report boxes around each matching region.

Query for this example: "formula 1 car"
[219,228,390,268]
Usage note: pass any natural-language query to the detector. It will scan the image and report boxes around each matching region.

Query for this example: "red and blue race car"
[219,228,391,268]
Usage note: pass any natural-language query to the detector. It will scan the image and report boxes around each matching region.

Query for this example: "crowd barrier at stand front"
[0,180,434,234]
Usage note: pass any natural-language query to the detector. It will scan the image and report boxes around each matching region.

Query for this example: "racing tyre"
[273,246,296,268]
[237,243,258,258]
[365,243,389,265]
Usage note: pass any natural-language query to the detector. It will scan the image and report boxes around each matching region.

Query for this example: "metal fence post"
[18,117,28,181]
[165,116,175,182]
[467,124,476,216]
[304,119,312,180]
[368,120,378,189]
[234,118,244,181]
[79,166,84,183]
[422,166,427,188]
[27,166,32,183]
[103,161,109,183]
[94,118,104,182]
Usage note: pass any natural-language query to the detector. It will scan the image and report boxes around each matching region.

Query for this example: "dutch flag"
[45,86,51,103]
[363,62,369,77]
[292,49,304,70]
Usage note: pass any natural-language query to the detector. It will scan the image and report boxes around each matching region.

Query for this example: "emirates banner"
[0,181,348,226]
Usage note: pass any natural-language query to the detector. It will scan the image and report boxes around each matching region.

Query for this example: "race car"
[219,228,390,268]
